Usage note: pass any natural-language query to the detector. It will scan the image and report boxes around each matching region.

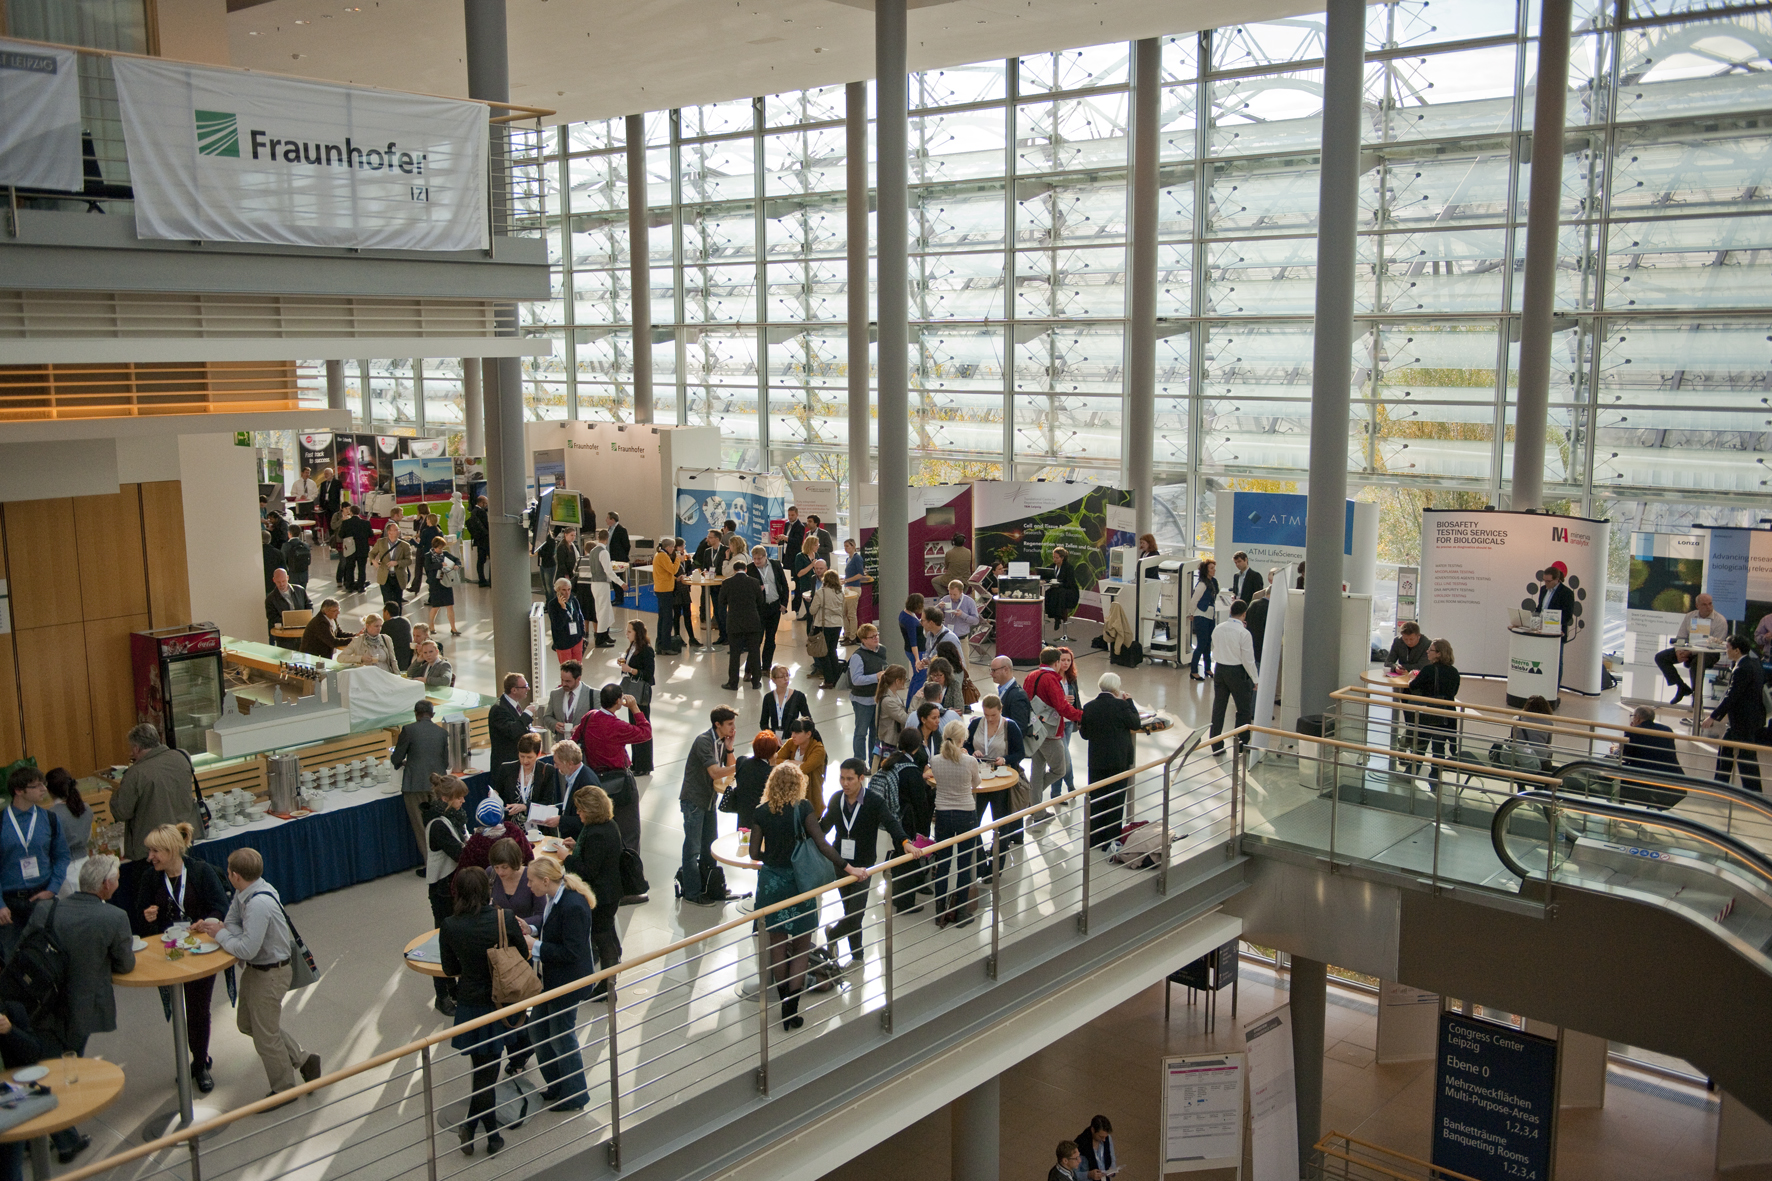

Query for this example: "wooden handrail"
[1314,1131,1485,1181]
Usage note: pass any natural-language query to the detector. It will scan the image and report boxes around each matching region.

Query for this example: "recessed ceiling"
[227,0,1328,124]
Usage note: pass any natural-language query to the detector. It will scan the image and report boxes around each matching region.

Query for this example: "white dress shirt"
[1211,617,1259,679]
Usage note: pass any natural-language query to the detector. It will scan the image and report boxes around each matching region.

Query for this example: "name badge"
[567,620,579,635]
[839,839,856,861]
[18,856,38,881]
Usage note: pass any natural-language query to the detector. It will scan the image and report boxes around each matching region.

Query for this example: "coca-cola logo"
[159,633,221,656]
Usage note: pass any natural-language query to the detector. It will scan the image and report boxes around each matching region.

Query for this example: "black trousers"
[1210,666,1256,751]
[474,542,490,585]
[975,787,1022,852]
[426,883,456,1003]
[727,631,762,685]
[1655,646,1718,688]
[342,550,368,591]
[825,877,869,957]
[1716,727,1764,792]
[759,604,784,670]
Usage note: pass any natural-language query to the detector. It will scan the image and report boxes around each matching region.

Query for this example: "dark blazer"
[339,513,374,555]
[783,519,806,564]
[1537,581,1577,641]
[383,616,415,670]
[317,479,342,515]
[759,689,811,735]
[819,790,911,867]
[729,756,771,832]
[544,594,588,650]
[488,696,532,774]
[554,763,603,842]
[1080,692,1142,782]
[392,718,450,795]
[438,907,527,1006]
[967,715,1026,770]
[535,889,596,989]
[29,893,133,1053]
[1228,565,1264,604]
[750,559,790,611]
[996,680,1033,736]
[1247,598,1272,665]
[622,644,656,687]
[300,612,352,658]
[1621,721,1681,776]
[467,506,489,546]
[265,585,312,633]
[721,567,767,635]
[563,820,624,929]
[494,760,565,810]
[1407,662,1462,731]
[1713,654,1766,735]
[607,524,630,563]
[132,857,229,938]
[1042,559,1080,617]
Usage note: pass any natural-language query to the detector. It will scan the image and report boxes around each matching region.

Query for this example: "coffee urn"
[445,717,473,774]
[266,753,302,814]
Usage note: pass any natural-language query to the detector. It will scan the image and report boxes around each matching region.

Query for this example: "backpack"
[1111,821,1170,870]
[1023,670,1061,745]
[0,899,69,1027]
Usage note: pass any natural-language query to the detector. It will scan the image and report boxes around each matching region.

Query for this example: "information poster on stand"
[674,470,787,550]
[1627,531,1706,634]
[1700,525,1772,645]
[1161,1053,1245,1174]
[973,481,1133,620]
[1242,1005,1298,1181]
[1431,1013,1557,1181]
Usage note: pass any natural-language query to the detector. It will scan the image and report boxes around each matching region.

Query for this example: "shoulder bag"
[486,908,541,1007]
[806,627,829,658]
[791,802,838,893]
[440,555,463,588]
[962,676,981,708]
[271,897,321,988]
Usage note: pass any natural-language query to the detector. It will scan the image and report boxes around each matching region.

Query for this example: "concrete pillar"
[846,80,872,526]
[1124,37,1159,535]
[1297,0,1366,720]
[1508,0,1573,512]
[874,0,909,664]
[950,1076,1000,1181]
[462,358,485,456]
[627,114,654,424]
[413,358,426,432]
[1290,955,1327,1173]
[466,0,534,681]
[324,360,347,412]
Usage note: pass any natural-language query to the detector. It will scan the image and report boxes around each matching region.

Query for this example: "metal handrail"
[1490,789,1772,886]
[1313,1131,1484,1181]
[1551,758,1772,824]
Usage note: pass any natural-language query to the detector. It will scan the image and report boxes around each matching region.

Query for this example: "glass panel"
[913,180,1007,251]
[575,331,634,388]
[1013,246,1127,319]
[763,196,849,258]
[1012,324,1125,395]
[165,655,221,751]
[1604,217,1772,311]
[1016,94,1131,173]
[1205,235,1380,316]
[1370,322,1501,482]
[1500,323,1588,488]
[1158,178,1195,240]
[568,153,626,212]
[764,127,848,195]
[1371,0,1520,48]
[681,97,754,139]
[1160,83,1200,161]
[1019,42,1131,94]
[572,270,630,325]
[1375,138,1517,228]
[422,360,465,428]
[1157,243,1194,317]
[767,84,847,128]
[915,251,1006,320]
[569,214,629,269]
[1212,19,1327,74]
[765,259,849,322]
[683,263,756,323]
[1210,69,1326,157]
[912,61,1007,108]
[1379,228,1509,314]
[909,108,1007,183]
[681,138,756,203]
[1608,120,1772,222]
[575,382,622,423]
[1617,14,1772,123]
[1162,33,1200,85]
[683,202,758,263]
[1013,394,1125,464]
[1015,171,1130,247]
[567,119,624,153]
[767,327,851,449]
[1371,46,1521,142]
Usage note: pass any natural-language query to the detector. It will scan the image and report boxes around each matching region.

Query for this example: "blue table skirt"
[189,794,422,905]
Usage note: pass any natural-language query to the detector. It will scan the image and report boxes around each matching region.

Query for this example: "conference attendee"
[300,599,354,659]
[1080,674,1142,849]
[724,732,777,833]
[617,620,659,774]
[27,854,132,1164]
[495,733,564,822]
[261,530,283,594]
[843,624,886,761]
[134,824,228,1093]
[938,580,981,643]
[606,511,630,564]
[1189,558,1219,681]
[943,533,974,588]
[391,701,450,862]
[489,672,536,775]
[336,504,373,593]
[874,665,913,756]
[193,848,321,1103]
[1245,590,1272,669]
[1075,1116,1118,1181]
[423,536,464,636]
[1,767,71,935]
[562,784,625,975]
[921,677,964,735]
[1209,600,1259,756]
[990,656,1033,735]
[841,538,867,588]
[759,665,812,735]
[486,839,543,933]
[1386,621,1432,675]
[1709,634,1764,792]
[544,577,589,665]
[550,741,600,842]
[925,655,963,715]
[423,775,471,1014]
[928,720,983,928]
[819,758,918,966]
[1042,546,1081,638]
[382,600,416,670]
[291,467,319,518]
[652,537,681,646]
[1405,639,1462,787]
[112,724,202,863]
[791,533,821,622]
[537,660,592,740]
[436,867,525,1156]
[921,601,963,668]
[525,857,594,1110]
[1506,695,1556,774]
[412,623,443,662]
[1619,705,1682,779]
[338,612,399,673]
[679,706,738,905]
[968,694,1026,858]
[749,545,791,669]
[315,467,341,542]
[1654,593,1729,705]
[584,529,620,648]
[456,797,533,875]
[720,556,767,690]
[282,530,313,590]
[897,593,929,692]
[1025,648,1085,803]
[405,639,455,689]
[782,506,806,568]
[572,684,653,894]
[771,717,829,795]
[806,514,835,561]
[44,770,91,901]
[1227,550,1263,603]
[808,570,848,689]
[1051,1141,1085,1181]
[1535,561,1577,643]
[468,496,491,587]
[1136,533,1161,574]
[0,995,53,1174]
[369,523,413,609]
[750,763,865,1031]
[264,568,312,644]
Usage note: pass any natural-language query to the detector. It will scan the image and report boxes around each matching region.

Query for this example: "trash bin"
[1297,714,1338,791]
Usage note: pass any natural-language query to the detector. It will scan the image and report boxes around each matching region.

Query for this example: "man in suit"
[494,733,564,822]
[265,569,313,645]
[468,496,491,587]
[807,514,834,562]
[489,672,536,775]
[1536,560,1578,683]
[678,707,738,904]
[748,544,791,670]
[989,656,1033,733]
[536,661,593,740]
[381,600,415,670]
[299,600,354,659]
[27,854,132,1164]
[390,701,449,870]
[720,557,767,691]
[606,512,631,606]
[336,504,374,593]
[281,530,312,589]
[550,739,601,841]
[1227,550,1263,605]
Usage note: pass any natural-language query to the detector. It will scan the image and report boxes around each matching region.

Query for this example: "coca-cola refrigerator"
[130,624,225,754]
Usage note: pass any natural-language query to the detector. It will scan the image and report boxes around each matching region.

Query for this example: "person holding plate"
[134,823,229,1094]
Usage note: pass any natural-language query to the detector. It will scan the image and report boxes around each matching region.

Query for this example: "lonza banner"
[113,58,488,252]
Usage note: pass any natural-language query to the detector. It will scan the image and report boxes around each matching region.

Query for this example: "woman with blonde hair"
[133,822,228,1093]
[524,856,596,1110]
[562,785,624,978]
[751,763,867,1031]
[928,719,982,928]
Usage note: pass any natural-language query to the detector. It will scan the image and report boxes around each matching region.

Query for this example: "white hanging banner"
[112,57,488,251]
[0,40,82,192]
[1243,1004,1299,1181]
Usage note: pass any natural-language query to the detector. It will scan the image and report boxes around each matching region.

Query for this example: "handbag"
[962,676,981,708]
[791,803,838,893]
[618,675,651,713]
[273,898,321,989]
[440,558,463,588]
[486,908,542,1008]
[807,629,829,658]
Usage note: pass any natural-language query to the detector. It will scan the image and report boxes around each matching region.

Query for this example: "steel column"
[875,0,909,664]
[462,359,485,456]
[1125,37,1160,534]
[1291,955,1328,1176]
[324,360,346,411]
[627,114,654,424]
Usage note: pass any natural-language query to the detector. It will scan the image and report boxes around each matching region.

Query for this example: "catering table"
[0,1059,124,1181]
[115,937,235,1140]
[710,831,761,871]
[189,786,421,905]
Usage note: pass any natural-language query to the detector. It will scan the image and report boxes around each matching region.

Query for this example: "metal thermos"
[445,717,473,774]
[266,753,301,814]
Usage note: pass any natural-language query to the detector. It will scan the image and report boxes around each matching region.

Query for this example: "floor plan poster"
[1162,1053,1245,1174]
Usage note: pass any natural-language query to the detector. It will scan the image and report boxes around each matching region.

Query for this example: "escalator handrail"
[1549,758,1772,825]
[1490,789,1772,887]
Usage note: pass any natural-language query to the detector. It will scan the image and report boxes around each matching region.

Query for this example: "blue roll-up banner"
[1431,1012,1557,1181]
[674,470,787,551]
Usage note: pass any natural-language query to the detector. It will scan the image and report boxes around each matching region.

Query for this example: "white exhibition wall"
[524,420,722,546]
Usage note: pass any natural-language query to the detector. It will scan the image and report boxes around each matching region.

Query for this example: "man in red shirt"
[1024,647,1085,806]
[572,683,653,902]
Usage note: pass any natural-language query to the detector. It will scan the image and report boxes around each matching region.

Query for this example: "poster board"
[1431,1013,1557,1181]
[1418,509,1609,695]
[1242,1005,1298,1181]
[298,432,337,482]
[1700,526,1772,648]
[1162,1053,1245,1175]
[1213,490,1380,596]
[787,480,841,536]
[973,481,1134,621]
[392,457,424,505]
[675,469,787,550]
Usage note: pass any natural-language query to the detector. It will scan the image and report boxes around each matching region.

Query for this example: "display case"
[131,624,225,753]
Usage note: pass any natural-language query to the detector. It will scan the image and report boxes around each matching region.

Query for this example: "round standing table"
[114,938,236,1141]
[402,929,447,979]
[709,832,766,998]
[0,1059,124,1180]
[683,574,726,644]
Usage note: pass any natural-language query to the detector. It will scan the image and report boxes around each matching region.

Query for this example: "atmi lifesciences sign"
[114,58,487,252]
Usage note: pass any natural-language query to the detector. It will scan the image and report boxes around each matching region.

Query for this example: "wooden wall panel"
[85,612,149,771]
[15,624,93,776]
[74,489,149,622]
[2,499,80,630]
[0,638,20,770]
[139,481,192,627]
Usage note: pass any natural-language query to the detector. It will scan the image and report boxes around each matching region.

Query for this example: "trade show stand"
[1506,626,1564,707]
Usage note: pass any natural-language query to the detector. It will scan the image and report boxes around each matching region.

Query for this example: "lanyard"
[6,806,36,853]
[165,871,187,919]
[518,768,533,803]
[840,794,863,835]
